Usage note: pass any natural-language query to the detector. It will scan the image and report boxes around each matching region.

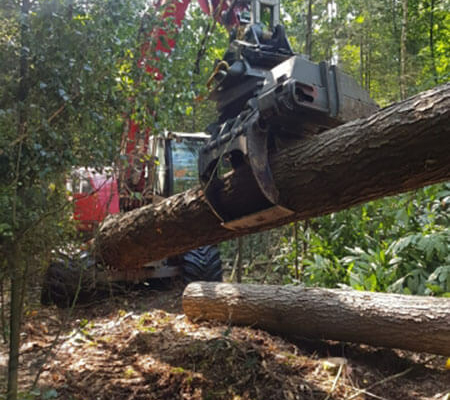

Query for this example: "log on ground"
[182,282,450,356]
[96,83,450,269]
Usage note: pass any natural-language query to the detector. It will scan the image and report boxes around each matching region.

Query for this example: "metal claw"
[246,112,279,205]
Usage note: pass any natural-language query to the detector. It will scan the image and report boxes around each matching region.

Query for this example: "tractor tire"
[41,253,97,308]
[181,245,223,283]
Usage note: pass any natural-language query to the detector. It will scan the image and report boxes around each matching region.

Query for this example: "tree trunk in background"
[293,223,299,280]
[429,0,438,85]
[7,245,24,400]
[236,237,243,283]
[183,282,450,356]
[305,0,313,58]
[8,1,30,399]
[300,220,309,280]
[96,84,450,270]
[366,34,371,92]
[391,0,401,92]
[359,36,364,87]
[0,277,7,343]
[400,0,409,99]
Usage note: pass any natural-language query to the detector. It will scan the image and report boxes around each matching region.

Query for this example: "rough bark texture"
[183,282,450,356]
[96,84,450,269]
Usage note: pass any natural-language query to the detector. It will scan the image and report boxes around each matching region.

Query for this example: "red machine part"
[72,170,120,232]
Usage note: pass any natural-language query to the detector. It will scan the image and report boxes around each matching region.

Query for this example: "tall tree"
[429,0,438,84]
[305,0,314,57]
[400,0,409,99]
[7,1,31,397]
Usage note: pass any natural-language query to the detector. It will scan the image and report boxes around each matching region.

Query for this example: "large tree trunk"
[96,84,450,269]
[183,282,450,356]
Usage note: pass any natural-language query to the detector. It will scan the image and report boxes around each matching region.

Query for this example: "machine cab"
[159,131,211,196]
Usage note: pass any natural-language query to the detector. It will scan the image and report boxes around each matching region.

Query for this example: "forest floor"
[1,281,449,400]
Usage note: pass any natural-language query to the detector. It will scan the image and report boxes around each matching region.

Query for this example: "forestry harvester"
[42,0,378,307]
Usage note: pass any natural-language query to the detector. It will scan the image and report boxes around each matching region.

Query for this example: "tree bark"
[183,282,450,356]
[96,84,450,269]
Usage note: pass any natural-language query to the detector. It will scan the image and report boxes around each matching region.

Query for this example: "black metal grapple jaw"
[199,25,378,230]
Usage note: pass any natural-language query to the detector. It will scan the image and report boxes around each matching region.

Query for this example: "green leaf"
[364,273,377,291]
[425,283,444,294]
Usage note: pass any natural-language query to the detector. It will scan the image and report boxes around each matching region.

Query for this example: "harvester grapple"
[198,0,378,230]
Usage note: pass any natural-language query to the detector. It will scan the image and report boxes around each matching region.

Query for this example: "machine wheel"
[181,245,223,283]
[41,253,97,308]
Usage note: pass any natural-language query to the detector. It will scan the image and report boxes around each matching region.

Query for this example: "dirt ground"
[1,282,449,400]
